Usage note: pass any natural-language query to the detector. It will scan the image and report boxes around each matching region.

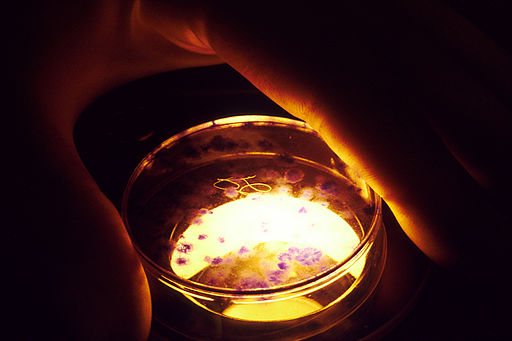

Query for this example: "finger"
[197,1,511,268]
[7,2,223,338]
[6,113,152,339]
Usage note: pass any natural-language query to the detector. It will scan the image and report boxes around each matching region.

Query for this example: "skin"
[6,0,511,339]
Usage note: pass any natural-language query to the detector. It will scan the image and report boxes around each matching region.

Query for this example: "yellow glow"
[171,194,361,282]
[168,193,365,321]
[223,297,323,321]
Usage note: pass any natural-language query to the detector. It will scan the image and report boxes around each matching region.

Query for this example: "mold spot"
[176,257,188,265]
[285,168,305,183]
[294,247,323,266]
[278,262,289,270]
[268,270,283,284]
[257,139,273,151]
[319,180,339,195]
[278,252,292,262]
[238,246,250,254]
[288,247,299,255]
[237,277,269,290]
[202,135,238,152]
[211,257,223,265]
[176,243,193,254]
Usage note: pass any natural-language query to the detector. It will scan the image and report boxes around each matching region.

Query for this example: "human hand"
[7,0,511,340]
[7,1,221,340]
[175,1,512,269]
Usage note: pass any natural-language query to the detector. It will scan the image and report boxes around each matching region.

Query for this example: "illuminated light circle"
[170,194,362,285]
[223,297,323,321]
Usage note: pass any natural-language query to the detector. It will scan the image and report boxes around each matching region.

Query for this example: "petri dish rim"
[121,115,382,297]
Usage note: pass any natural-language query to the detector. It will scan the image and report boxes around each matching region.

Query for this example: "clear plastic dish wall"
[122,116,386,340]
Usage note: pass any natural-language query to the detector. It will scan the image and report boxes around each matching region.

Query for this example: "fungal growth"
[169,174,361,288]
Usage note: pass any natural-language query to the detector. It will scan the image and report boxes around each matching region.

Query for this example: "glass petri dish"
[122,115,386,340]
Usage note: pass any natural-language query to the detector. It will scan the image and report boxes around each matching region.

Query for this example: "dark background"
[74,1,510,339]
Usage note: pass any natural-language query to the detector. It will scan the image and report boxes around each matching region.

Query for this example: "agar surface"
[169,191,360,284]
[190,241,337,290]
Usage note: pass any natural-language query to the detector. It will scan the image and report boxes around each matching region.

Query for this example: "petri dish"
[122,115,386,340]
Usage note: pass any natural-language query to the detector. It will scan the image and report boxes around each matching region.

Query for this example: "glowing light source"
[169,192,364,321]
[123,115,386,338]
[223,296,323,321]
[171,194,361,282]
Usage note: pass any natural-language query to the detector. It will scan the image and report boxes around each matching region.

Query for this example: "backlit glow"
[223,297,323,321]
[169,193,365,321]
[171,194,361,284]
